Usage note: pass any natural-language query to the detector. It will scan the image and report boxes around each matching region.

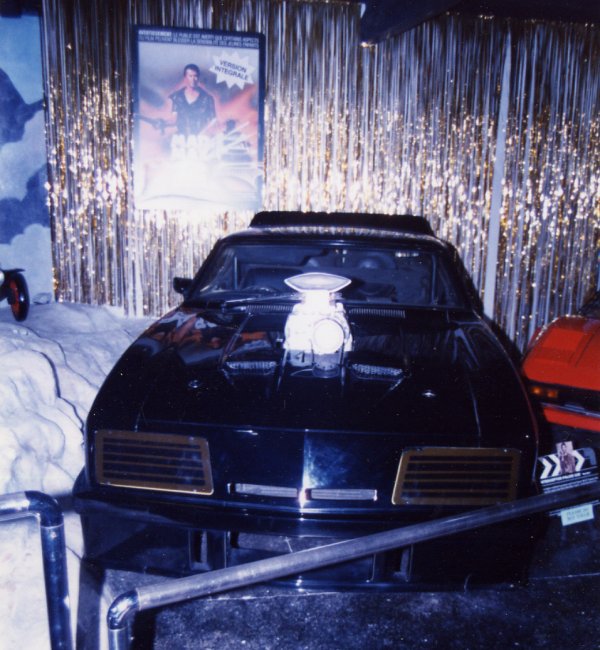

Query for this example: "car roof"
[249,211,435,236]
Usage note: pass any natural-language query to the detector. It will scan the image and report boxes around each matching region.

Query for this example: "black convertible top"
[250,211,434,236]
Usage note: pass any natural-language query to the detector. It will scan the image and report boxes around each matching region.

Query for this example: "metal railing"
[0,491,72,650]
[107,481,600,650]
[1,483,597,649]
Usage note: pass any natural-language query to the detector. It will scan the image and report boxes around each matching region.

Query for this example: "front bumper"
[542,405,600,443]
[74,472,541,588]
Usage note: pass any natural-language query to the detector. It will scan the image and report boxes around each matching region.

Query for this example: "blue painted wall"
[0,14,53,302]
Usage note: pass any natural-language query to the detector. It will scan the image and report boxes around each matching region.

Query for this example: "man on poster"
[169,63,216,137]
[146,64,216,161]
[557,441,577,475]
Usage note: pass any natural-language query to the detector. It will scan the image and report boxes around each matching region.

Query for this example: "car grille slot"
[349,364,403,380]
[247,303,294,314]
[310,488,377,501]
[348,307,406,318]
[233,483,298,498]
[392,447,520,506]
[225,360,278,375]
[96,429,213,495]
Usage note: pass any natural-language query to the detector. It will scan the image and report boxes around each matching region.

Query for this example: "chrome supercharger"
[283,272,352,376]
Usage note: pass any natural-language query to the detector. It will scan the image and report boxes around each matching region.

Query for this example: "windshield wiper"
[222,291,299,308]
[184,289,295,308]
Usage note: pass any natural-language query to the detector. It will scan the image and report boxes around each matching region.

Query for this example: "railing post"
[0,491,72,650]
[107,590,139,650]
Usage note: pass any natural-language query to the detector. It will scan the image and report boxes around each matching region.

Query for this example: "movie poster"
[133,27,265,212]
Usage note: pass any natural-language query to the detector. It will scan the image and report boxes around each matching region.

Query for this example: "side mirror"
[173,277,192,295]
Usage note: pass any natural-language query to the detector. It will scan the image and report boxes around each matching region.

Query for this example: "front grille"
[96,429,213,495]
[231,484,378,502]
[392,447,520,506]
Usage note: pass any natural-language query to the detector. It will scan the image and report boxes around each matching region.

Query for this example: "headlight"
[0,271,4,285]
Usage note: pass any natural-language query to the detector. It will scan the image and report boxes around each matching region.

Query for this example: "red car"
[522,290,600,446]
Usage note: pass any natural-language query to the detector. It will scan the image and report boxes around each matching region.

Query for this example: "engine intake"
[283,272,352,376]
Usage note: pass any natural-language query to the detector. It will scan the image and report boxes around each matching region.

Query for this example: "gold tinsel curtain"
[40,0,599,350]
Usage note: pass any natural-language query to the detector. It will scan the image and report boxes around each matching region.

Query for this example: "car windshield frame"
[187,236,475,309]
[185,235,473,311]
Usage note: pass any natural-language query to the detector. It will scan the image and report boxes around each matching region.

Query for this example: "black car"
[74,212,539,587]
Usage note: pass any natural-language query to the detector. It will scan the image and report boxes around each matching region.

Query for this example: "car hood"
[523,315,600,391]
[90,305,519,444]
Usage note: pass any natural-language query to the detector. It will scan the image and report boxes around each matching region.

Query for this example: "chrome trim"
[543,402,600,420]
[233,483,298,498]
[232,484,379,502]
[310,488,378,501]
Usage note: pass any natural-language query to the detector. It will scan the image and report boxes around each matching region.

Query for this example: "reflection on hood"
[130,306,481,438]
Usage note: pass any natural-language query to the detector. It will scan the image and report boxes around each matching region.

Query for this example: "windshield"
[190,242,469,308]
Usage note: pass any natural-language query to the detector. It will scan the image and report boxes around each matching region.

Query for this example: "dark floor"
[77,513,600,649]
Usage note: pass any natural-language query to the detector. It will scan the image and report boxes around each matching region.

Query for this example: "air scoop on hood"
[283,272,352,376]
